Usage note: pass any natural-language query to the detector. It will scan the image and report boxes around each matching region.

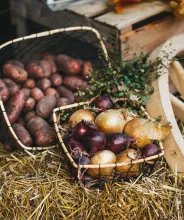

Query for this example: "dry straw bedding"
[0,145,184,220]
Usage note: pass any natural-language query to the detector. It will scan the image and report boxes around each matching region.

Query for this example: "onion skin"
[141,144,160,158]
[75,155,91,166]
[93,95,113,112]
[106,133,136,153]
[68,109,95,127]
[95,109,126,135]
[73,120,98,140]
[84,131,106,156]
[88,150,116,179]
[63,135,86,158]
[124,118,153,149]
[116,148,140,177]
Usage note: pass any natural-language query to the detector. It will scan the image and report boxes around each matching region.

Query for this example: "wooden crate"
[10,0,184,57]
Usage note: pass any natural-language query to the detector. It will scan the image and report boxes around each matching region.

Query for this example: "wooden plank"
[146,34,184,173]
[170,93,184,122]
[70,1,108,18]
[169,61,184,97]
[121,16,184,59]
[95,1,169,30]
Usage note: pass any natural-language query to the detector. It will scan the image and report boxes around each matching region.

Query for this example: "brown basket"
[53,97,164,183]
[0,26,108,152]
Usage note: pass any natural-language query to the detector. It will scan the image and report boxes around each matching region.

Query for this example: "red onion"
[107,133,136,153]
[73,120,98,140]
[63,135,86,158]
[93,95,113,112]
[141,144,160,158]
[75,155,91,166]
[84,131,106,156]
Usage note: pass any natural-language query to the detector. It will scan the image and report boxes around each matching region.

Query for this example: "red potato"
[3,63,28,83]
[35,126,57,147]
[7,60,24,69]
[26,62,45,79]
[0,79,9,102]
[5,90,26,124]
[55,54,82,75]
[36,78,51,91]
[3,78,19,96]
[24,111,36,122]
[36,96,56,119]
[63,76,88,91]
[23,79,36,89]
[40,60,52,78]
[42,54,57,73]
[21,88,31,98]
[16,117,26,126]
[2,142,14,152]
[24,97,35,112]
[12,123,33,149]
[45,88,59,99]
[50,74,62,87]
[56,86,74,103]
[82,61,93,78]
[31,87,44,102]
[27,116,50,135]
[57,97,71,107]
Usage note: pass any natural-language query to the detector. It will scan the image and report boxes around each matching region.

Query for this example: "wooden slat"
[170,93,184,122]
[71,1,108,18]
[95,1,169,30]
[121,16,184,59]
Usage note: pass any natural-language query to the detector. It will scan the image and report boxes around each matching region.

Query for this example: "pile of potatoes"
[0,54,93,151]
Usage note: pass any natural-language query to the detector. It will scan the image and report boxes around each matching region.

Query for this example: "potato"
[40,60,52,78]
[3,63,28,83]
[35,126,57,147]
[16,117,26,126]
[27,116,50,135]
[31,87,44,102]
[57,98,71,107]
[44,88,59,99]
[7,60,24,68]
[36,96,56,119]
[55,54,82,75]
[12,123,33,149]
[24,111,36,122]
[5,90,26,124]
[36,78,51,91]
[21,88,31,98]
[0,79,9,102]
[56,86,74,103]
[42,54,57,73]
[26,62,45,79]
[23,79,36,89]
[24,97,35,112]
[82,61,93,78]
[50,74,62,87]
[2,142,14,152]
[3,78,19,96]
[63,76,88,91]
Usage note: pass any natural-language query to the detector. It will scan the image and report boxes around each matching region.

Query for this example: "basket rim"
[53,97,164,169]
[0,26,108,151]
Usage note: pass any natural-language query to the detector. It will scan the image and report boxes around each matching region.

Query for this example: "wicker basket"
[0,26,108,152]
[53,96,164,184]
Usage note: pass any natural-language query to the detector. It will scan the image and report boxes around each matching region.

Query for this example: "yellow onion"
[116,148,139,177]
[95,109,126,135]
[68,109,95,127]
[88,150,116,179]
[124,118,172,149]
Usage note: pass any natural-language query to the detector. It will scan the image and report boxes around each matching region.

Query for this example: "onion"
[116,148,140,177]
[68,109,95,127]
[95,109,126,135]
[106,133,136,153]
[63,135,86,158]
[93,95,113,112]
[141,144,160,158]
[88,150,116,179]
[75,155,91,166]
[124,118,172,149]
[73,120,98,140]
[84,131,106,156]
